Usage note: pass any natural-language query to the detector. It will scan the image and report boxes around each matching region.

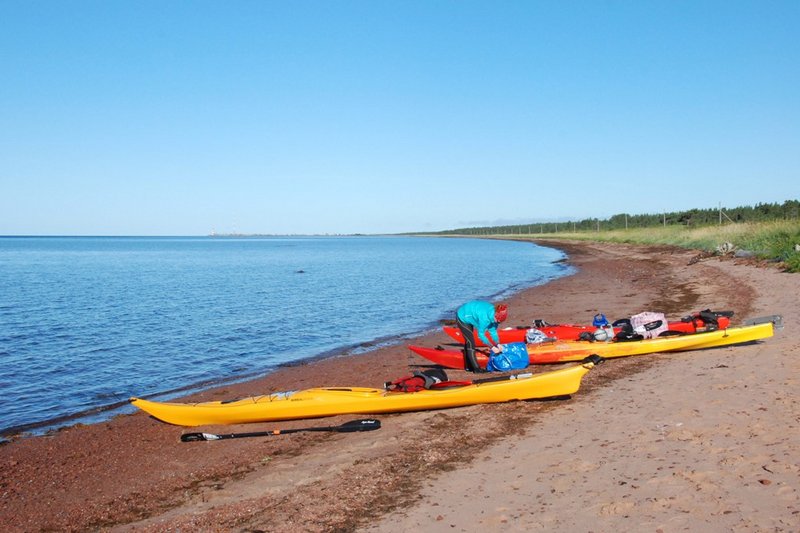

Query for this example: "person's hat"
[494,303,508,323]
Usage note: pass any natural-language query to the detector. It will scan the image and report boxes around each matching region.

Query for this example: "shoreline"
[2,237,571,441]
[1,239,796,531]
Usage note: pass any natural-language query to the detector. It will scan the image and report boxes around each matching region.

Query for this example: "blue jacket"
[456,300,500,346]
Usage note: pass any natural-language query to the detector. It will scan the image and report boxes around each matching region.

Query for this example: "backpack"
[629,311,668,339]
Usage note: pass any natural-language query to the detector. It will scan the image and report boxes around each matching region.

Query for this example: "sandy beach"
[1,240,797,532]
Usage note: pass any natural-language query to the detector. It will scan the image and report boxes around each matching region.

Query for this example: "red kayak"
[443,311,732,346]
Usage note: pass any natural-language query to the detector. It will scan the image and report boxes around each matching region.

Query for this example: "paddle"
[438,372,533,386]
[430,354,605,388]
[465,372,535,385]
[180,418,381,442]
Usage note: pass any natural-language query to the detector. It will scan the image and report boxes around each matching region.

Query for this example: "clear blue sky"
[1,1,798,235]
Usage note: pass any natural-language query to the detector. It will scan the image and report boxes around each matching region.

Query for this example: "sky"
[1,1,799,236]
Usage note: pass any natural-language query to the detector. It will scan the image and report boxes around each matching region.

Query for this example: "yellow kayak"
[672,321,774,350]
[130,359,598,427]
[409,322,774,368]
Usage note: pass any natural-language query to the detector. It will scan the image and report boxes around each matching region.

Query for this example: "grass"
[472,220,800,273]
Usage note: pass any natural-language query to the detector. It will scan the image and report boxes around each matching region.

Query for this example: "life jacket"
[384,368,448,392]
[681,309,734,332]
[384,368,473,392]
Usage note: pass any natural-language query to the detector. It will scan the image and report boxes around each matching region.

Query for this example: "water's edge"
[2,239,574,439]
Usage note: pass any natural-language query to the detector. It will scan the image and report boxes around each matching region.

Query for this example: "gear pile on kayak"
[441,309,735,345]
[129,308,779,431]
[412,311,779,369]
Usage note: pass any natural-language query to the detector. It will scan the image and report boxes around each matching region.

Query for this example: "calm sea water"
[0,236,572,436]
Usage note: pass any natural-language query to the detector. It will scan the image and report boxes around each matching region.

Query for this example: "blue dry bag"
[486,342,529,372]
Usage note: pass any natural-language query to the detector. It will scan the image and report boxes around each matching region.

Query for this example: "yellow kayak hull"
[671,321,773,350]
[409,322,774,368]
[527,322,774,363]
[130,361,596,427]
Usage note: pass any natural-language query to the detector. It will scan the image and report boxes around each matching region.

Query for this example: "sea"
[0,236,573,437]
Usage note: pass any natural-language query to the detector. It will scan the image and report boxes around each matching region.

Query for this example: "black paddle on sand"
[180,418,381,442]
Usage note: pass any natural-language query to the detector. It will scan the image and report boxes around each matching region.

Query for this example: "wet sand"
[0,240,796,532]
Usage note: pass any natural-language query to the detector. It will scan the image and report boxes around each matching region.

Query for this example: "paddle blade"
[180,432,220,442]
[335,419,381,432]
[743,314,783,329]
[581,354,605,365]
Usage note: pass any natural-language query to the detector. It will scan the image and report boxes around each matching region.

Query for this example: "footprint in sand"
[599,500,635,516]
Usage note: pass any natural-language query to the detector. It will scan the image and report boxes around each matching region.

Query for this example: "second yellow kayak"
[409,322,774,368]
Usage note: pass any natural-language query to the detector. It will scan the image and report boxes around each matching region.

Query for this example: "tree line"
[428,200,800,236]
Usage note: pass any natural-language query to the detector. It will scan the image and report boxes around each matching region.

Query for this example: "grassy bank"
[479,220,800,273]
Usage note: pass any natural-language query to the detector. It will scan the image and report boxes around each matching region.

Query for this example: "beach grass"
[482,220,800,273]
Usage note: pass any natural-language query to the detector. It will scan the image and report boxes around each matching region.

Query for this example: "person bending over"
[456,300,508,372]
